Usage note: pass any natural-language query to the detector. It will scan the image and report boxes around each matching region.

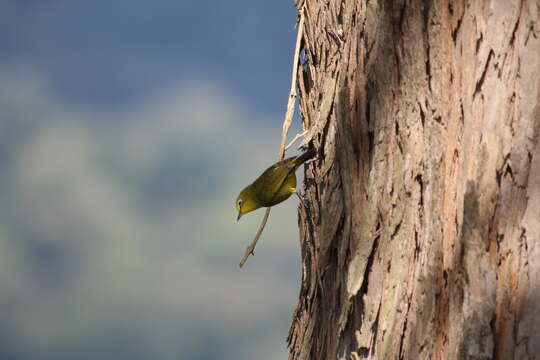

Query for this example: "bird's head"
[235,186,261,221]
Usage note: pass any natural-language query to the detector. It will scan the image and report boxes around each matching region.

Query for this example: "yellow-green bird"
[235,149,316,221]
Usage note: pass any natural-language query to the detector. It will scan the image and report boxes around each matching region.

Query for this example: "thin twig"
[279,8,305,160]
[239,7,305,267]
[238,208,271,267]
[285,130,308,150]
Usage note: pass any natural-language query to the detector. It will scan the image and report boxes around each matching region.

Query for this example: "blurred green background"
[1,1,304,359]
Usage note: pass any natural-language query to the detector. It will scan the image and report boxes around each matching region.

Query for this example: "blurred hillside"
[0,2,302,359]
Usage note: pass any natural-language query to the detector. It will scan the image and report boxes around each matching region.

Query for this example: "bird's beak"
[237,211,242,221]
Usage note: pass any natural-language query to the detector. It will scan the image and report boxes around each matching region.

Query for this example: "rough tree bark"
[288,1,540,359]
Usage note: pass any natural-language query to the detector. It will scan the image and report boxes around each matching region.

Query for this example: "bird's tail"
[284,148,317,168]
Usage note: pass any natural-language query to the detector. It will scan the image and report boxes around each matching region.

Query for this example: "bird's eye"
[237,199,243,207]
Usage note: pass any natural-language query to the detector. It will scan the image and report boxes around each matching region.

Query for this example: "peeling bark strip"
[288,1,540,359]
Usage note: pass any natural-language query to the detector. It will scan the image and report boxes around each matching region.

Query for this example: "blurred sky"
[0,1,305,359]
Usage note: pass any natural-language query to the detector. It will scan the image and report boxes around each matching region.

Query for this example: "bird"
[235,149,316,221]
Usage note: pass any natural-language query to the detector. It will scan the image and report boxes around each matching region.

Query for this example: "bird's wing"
[252,161,295,204]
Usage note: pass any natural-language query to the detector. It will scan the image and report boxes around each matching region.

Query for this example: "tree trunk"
[287,1,540,359]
